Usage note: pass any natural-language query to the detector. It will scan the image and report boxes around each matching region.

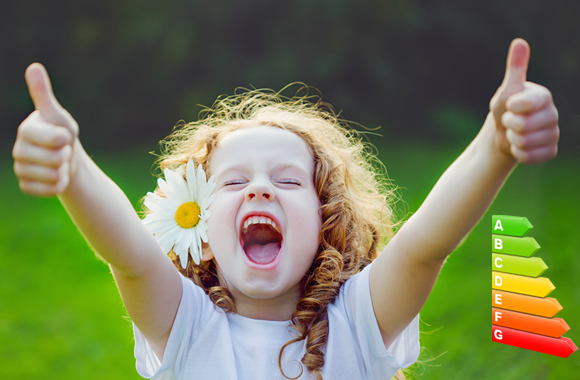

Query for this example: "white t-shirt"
[133,262,420,380]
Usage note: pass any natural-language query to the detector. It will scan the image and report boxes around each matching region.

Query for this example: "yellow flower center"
[174,202,201,228]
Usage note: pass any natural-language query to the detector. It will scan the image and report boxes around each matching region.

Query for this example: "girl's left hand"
[489,38,559,165]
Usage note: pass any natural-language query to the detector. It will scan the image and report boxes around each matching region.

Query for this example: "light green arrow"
[492,215,533,237]
[492,253,548,277]
[492,235,540,257]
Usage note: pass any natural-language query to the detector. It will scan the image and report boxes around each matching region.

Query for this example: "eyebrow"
[217,163,311,177]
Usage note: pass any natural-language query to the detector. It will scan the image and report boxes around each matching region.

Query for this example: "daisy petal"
[190,230,202,265]
[142,218,176,235]
[186,160,198,202]
[193,165,204,203]
[204,176,217,199]
[166,167,190,203]
[156,225,181,253]
[178,247,188,269]
[199,193,215,211]
[197,220,208,243]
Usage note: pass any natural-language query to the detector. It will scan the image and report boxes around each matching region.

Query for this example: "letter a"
[494,219,504,231]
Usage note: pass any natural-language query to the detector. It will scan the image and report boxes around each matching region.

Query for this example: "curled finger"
[18,116,73,149]
[506,124,560,151]
[13,142,71,168]
[19,179,63,197]
[510,144,558,165]
[506,83,553,114]
[502,106,559,134]
[14,161,60,185]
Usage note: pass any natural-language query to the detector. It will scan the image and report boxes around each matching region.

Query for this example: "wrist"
[474,112,519,172]
[59,139,90,200]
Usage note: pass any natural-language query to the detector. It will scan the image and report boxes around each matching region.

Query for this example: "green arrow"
[492,253,548,277]
[492,235,540,257]
[492,215,533,236]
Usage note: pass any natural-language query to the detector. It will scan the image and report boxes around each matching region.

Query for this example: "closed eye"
[224,179,247,186]
[278,179,301,185]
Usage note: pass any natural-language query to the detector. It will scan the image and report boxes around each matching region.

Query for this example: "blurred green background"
[1,0,579,379]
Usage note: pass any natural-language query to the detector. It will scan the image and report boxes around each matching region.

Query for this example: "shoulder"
[173,273,224,331]
[133,273,225,378]
[328,262,421,372]
[332,262,374,312]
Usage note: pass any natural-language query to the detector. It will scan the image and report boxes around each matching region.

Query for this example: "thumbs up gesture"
[12,63,80,196]
[490,38,559,164]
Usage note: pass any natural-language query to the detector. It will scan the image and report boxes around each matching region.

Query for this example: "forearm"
[401,113,518,262]
[58,140,163,276]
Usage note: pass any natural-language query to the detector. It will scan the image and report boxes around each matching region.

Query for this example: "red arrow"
[492,325,577,358]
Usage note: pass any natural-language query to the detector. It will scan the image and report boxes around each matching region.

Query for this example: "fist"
[490,38,559,165]
[12,63,79,197]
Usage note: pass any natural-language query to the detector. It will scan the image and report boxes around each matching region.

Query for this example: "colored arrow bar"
[492,272,555,297]
[492,253,547,277]
[492,215,533,237]
[492,308,569,338]
[492,235,540,257]
[492,325,577,358]
[492,290,562,318]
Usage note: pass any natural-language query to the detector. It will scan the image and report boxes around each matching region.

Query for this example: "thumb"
[25,63,72,128]
[500,38,530,95]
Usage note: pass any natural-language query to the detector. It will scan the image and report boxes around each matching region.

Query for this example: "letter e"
[495,293,502,305]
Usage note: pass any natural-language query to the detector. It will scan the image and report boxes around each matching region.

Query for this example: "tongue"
[244,242,281,264]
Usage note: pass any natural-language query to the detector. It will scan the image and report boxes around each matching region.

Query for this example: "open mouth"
[240,216,282,264]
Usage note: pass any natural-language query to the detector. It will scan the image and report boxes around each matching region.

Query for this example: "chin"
[238,276,289,299]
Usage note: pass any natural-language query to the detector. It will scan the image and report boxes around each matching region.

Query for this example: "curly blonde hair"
[147,84,412,380]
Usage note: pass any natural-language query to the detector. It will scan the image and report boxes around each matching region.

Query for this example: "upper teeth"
[242,216,279,233]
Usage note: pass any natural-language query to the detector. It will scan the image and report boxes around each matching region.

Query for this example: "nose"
[245,178,275,202]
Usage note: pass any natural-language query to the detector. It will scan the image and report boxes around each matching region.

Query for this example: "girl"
[12,38,559,380]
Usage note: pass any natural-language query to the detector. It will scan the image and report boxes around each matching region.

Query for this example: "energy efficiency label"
[491,215,577,358]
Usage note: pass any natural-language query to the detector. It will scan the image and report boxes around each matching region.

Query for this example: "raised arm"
[12,63,182,359]
[369,39,559,348]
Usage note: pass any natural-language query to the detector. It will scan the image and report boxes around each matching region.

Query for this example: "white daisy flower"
[142,160,216,268]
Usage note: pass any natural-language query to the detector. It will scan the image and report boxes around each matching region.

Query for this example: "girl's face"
[205,125,321,309]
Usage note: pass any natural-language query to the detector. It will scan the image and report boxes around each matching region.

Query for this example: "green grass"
[1,141,579,379]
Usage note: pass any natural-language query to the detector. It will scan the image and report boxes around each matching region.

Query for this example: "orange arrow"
[492,307,570,338]
[492,290,562,318]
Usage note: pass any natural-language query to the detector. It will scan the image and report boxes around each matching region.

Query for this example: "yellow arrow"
[492,271,555,297]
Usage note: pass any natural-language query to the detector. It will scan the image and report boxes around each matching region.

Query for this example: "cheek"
[292,197,322,250]
[206,195,239,248]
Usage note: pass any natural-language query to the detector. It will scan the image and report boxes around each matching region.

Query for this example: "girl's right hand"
[12,63,80,197]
